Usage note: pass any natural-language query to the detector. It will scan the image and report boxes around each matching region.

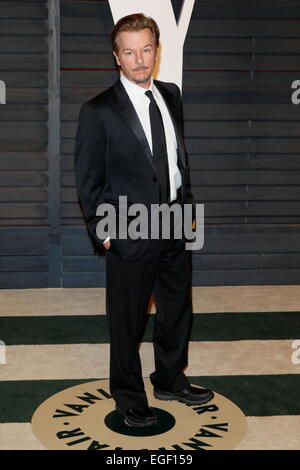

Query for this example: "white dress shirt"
[104,73,182,245]
[120,72,182,199]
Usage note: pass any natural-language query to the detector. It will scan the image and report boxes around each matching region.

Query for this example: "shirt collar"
[120,72,154,103]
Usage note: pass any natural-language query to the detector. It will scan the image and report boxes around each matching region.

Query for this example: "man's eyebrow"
[123,44,153,51]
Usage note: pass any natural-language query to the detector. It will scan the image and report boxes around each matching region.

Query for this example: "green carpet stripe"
[1,312,300,345]
[0,375,299,423]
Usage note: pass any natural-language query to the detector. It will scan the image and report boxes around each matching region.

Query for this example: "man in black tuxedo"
[75,13,213,428]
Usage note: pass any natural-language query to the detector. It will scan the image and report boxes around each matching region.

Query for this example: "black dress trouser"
[105,215,193,413]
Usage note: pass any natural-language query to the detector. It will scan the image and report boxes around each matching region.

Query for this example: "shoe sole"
[124,419,133,427]
[116,406,158,428]
[154,389,214,405]
[124,419,157,428]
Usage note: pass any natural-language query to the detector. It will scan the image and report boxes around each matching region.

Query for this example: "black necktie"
[145,90,170,204]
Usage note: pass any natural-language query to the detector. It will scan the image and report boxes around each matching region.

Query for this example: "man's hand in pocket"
[103,240,111,250]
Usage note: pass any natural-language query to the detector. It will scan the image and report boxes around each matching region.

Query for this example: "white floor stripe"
[235,415,300,450]
[1,285,300,316]
[0,423,46,450]
[0,288,106,317]
[0,340,299,381]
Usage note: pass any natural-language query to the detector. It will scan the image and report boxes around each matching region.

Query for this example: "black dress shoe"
[116,405,158,428]
[153,385,214,405]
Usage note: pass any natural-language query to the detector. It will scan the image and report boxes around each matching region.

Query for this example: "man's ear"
[113,51,120,66]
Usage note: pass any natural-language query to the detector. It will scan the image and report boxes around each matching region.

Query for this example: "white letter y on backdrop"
[108,0,195,91]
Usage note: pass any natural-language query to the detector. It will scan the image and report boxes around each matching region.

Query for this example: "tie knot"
[145,90,154,103]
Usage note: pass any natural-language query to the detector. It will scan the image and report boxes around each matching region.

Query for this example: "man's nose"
[135,51,144,64]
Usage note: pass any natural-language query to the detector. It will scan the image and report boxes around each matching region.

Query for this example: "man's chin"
[134,79,148,84]
[134,77,150,83]
[132,73,151,84]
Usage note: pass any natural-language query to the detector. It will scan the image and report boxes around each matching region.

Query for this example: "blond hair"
[111,13,160,53]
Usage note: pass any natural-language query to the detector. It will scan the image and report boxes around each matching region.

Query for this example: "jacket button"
[152,176,157,182]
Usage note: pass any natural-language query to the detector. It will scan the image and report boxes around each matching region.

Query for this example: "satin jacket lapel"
[113,79,157,175]
[154,80,186,170]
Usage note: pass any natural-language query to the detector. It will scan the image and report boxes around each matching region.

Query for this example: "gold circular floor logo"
[31,379,247,450]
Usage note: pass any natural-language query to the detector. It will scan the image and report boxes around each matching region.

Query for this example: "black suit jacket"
[75,77,195,261]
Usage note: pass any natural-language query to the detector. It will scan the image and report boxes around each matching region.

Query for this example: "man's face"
[113,28,157,89]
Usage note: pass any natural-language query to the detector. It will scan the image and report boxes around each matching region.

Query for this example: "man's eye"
[144,49,151,53]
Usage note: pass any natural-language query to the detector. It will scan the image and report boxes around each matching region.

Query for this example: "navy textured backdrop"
[0,0,300,287]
